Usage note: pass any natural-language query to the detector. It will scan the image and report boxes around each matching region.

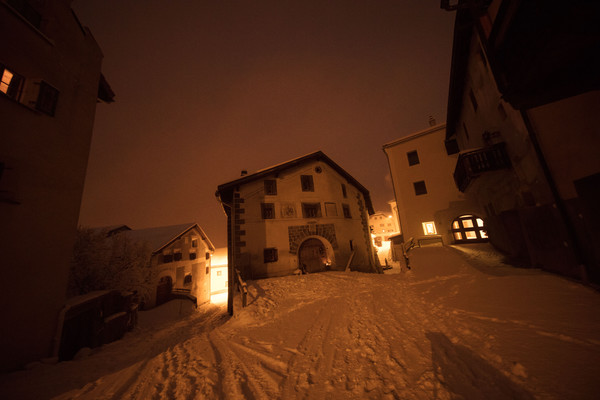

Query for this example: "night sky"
[73,0,455,247]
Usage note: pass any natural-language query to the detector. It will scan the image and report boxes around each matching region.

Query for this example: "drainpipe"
[520,110,588,282]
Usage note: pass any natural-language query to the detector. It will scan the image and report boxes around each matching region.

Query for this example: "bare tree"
[68,228,156,304]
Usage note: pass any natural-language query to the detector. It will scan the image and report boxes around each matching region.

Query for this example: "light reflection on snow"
[210,291,228,304]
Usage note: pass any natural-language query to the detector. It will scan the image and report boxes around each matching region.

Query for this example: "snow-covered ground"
[1,244,599,399]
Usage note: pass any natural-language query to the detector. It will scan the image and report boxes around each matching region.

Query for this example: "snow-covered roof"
[216,150,374,214]
[121,223,215,253]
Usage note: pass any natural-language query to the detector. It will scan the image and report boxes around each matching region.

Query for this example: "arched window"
[451,215,488,243]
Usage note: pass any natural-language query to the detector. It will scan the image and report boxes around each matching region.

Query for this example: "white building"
[216,151,378,285]
[122,223,215,308]
[383,124,486,246]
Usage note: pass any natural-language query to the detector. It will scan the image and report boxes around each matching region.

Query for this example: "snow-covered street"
[1,245,599,399]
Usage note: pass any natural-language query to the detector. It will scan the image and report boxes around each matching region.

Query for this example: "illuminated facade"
[443,0,600,282]
[0,0,113,371]
[216,151,378,282]
[383,124,485,246]
[122,223,215,308]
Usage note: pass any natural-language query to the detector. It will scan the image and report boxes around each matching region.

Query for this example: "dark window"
[184,274,192,285]
[301,175,314,192]
[36,81,59,116]
[462,122,470,141]
[302,202,322,218]
[174,252,182,261]
[206,266,209,274]
[325,202,337,216]
[206,252,210,260]
[349,240,354,251]
[264,248,278,263]
[343,204,351,218]
[7,0,42,29]
[469,89,478,111]
[264,179,277,195]
[191,239,198,248]
[0,65,24,100]
[189,252,197,260]
[407,150,420,166]
[163,254,173,263]
[413,181,427,196]
[341,183,347,198]
[261,203,275,219]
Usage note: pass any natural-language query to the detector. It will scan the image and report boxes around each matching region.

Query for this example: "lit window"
[0,66,23,100]
[454,232,463,240]
[301,175,314,192]
[480,230,488,239]
[465,231,477,239]
[452,221,460,229]
[422,221,437,235]
[462,219,474,228]
[413,181,427,196]
[476,218,484,227]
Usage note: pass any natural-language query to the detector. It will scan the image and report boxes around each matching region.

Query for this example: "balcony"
[454,142,511,192]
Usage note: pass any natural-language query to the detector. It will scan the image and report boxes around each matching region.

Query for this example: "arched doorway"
[451,215,488,243]
[298,238,329,273]
[156,275,173,306]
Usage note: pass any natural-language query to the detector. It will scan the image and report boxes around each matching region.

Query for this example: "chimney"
[241,170,248,176]
[428,116,436,126]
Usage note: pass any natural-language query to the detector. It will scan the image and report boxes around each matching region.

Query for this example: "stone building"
[442,0,600,282]
[0,0,113,371]
[216,151,378,289]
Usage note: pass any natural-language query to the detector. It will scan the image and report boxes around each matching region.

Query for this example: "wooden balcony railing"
[454,142,511,192]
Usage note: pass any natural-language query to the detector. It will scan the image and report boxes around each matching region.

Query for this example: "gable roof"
[216,151,374,214]
[120,223,215,254]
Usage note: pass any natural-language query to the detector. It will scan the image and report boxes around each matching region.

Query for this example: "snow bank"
[1,245,599,399]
